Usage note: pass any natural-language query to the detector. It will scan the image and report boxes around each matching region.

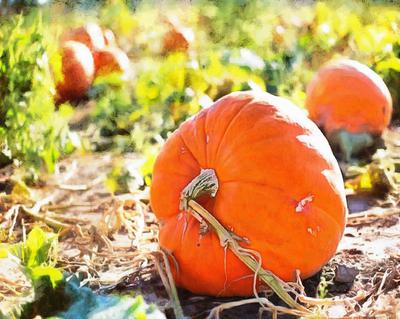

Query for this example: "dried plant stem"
[347,208,400,221]
[20,205,68,230]
[5,195,70,231]
[154,250,186,319]
[207,297,306,319]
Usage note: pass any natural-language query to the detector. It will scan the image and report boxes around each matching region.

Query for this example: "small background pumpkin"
[305,59,392,161]
[56,41,94,103]
[150,91,347,297]
[57,24,131,102]
[61,22,105,52]
[94,47,130,78]
[162,16,194,53]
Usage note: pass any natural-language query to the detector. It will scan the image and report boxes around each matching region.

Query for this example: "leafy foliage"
[2,1,400,176]
[345,149,400,195]
[10,227,60,273]
[105,159,144,194]
[81,0,400,162]
[0,228,164,319]
[0,227,63,318]
[0,15,74,176]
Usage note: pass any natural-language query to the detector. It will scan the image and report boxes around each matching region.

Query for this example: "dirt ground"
[0,146,399,318]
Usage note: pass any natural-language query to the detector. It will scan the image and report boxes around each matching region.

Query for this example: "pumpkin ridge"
[215,100,318,167]
[157,170,197,180]
[179,110,210,168]
[221,179,293,201]
[177,213,197,243]
[152,133,200,178]
[177,131,202,169]
[213,99,254,163]
[217,130,300,166]
[203,107,211,166]
[308,204,344,239]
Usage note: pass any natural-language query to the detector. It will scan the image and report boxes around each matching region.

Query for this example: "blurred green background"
[1,0,400,180]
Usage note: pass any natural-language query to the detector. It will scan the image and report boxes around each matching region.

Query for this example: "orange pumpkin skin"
[161,16,193,53]
[56,41,94,102]
[163,28,189,52]
[93,47,130,77]
[62,23,105,52]
[150,91,347,297]
[306,59,392,135]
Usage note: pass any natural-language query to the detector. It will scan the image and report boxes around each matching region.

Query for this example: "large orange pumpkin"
[61,23,105,52]
[150,91,347,297]
[56,41,94,102]
[306,59,392,135]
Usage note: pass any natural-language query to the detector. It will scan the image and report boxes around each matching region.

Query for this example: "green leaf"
[8,227,58,268]
[376,58,400,73]
[26,227,47,267]
[0,14,72,175]
[30,266,63,288]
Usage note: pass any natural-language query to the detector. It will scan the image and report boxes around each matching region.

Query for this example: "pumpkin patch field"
[1,1,400,318]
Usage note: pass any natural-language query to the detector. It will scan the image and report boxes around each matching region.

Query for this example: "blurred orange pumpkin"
[306,59,392,136]
[150,91,347,296]
[162,16,193,53]
[56,41,94,102]
[163,28,190,52]
[61,22,105,52]
[93,47,130,77]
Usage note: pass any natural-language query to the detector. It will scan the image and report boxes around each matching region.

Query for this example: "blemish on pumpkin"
[307,227,317,237]
[295,195,314,213]
[206,135,210,144]
[196,234,204,247]
[180,146,187,154]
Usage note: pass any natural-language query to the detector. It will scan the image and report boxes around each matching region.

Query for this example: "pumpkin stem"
[183,198,310,313]
[179,168,219,211]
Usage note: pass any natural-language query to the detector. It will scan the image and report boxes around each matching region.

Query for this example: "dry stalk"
[347,207,400,224]
[207,297,308,319]
[154,249,186,319]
